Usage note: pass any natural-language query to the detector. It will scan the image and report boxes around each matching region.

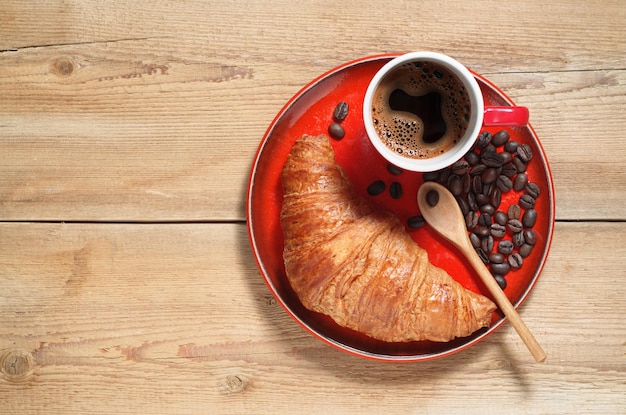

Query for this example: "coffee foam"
[371,61,471,159]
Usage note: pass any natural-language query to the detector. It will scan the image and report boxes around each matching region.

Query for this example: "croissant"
[280,134,496,343]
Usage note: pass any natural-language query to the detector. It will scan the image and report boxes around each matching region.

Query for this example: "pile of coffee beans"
[423,129,541,289]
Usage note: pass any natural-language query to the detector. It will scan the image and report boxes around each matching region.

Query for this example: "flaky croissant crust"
[280,134,496,342]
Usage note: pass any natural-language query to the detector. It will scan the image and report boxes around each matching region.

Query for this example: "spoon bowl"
[417,181,547,363]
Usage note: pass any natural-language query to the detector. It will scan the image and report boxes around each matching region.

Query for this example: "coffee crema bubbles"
[370,61,472,159]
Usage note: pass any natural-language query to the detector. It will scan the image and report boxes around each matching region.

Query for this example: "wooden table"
[1,1,624,413]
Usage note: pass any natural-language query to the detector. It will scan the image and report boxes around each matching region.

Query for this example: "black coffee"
[371,61,471,159]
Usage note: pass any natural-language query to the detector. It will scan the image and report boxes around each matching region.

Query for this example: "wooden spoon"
[417,181,546,363]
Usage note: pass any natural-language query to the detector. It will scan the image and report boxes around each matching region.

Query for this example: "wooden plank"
[0,222,624,414]
[1,38,625,221]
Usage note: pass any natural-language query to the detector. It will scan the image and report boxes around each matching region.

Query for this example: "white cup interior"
[363,52,484,172]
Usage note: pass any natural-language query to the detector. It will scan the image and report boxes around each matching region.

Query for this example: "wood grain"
[0,222,624,414]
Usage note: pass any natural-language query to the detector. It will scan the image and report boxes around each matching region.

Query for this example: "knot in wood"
[1,349,35,382]
[52,58,75,77]
[219,374,246,394]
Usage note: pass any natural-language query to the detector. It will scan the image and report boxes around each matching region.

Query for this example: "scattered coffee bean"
[513,231,525,247]
[525,182,541,198]
[507,219,523,233]
[470,163,487,176]
[508,204,521,220]
[490,223,507,238]
[467,192,478,211]
[456,196,470,216]
[482,235,494,253]
[524,229,537,245]
[498,240,514,255]
[512,156,527,173]
[465,211,479,230]
[517,143,533,162]
[519,243,534,257]
[387,164,403,176]
[491,187,502,209]
[407,215,426,229]
[426,189,439,207]
[476,247,489,264]
[367,180,386,196]
[390,181,403,199]
[470,232,481,248]
[451,160,470,175]
[504,140,519,153]
[482,167,498,184]
[508,252,523,269]
[522,208,538,228]
[328,122,345,140]
[479,203,495,215]
[519,194,536,209]
[479,212,492,227]
[492,130,510,146]
[474,225,490,238]
[490,262,510,275]
[466,151,480,166]
[482,151,505,168]
[513,172,528,191]
[494,274,507,290]
[449,175,463,196]
[489,252,505,264]
[494,211,508,226]
[496,175,513,192]
[501,162,517,178]
[476,131,492,148]
[333,101,349,122]
[499,151,513,165]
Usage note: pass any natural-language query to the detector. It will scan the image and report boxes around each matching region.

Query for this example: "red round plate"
[247,54,555,361]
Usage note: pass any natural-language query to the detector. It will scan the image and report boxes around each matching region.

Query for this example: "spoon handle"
[462,239,547,363]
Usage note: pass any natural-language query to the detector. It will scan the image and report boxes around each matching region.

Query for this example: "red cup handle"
[483,106,529,127]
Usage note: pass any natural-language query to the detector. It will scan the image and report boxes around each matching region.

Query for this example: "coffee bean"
[470,233,481,248]
[426,189,439,207]
[504,140,519,153]
[478,212,491,227]
[482,235,494,253]
[482,151,505,168]
[519,243,534,258]
[387,163,403,175]
[501,162,517,178]
[494,274,507,289]
[524,229,537,245]
[467,192,478,211]
[492,130,510,146]
[476,131,492,148]
[498,240,514,255]
[517,143,533,162]
[481,143,497,155]
[465,211,479,230]
[407,215,426,229]
[494,211,508,226]
[519,194,536,209]
[513,231,525,247]
[456,196,469,216]
[490,223,507,238]
[390,181,402,199]
[439,168,451,185]
[513,173,528,191]
[462,173,471,193]
[333,101,349,122]
[496,175,513,192]
[508,253,523,269]
[471,163,487,176]
[328,122,345,140]
[490,262,510,275]
[476,193,490,206]
[476,247,489,264]
[451,160,470,175]
[491,188,502,209]
[508,219,523,233]
[522,208,537,228]
[465,151,480,166]
[512,156,527,173]
[489,252,505,264]
[449,175,463,196]
[508,204,521,220]
[474,225,490,238]
[482,168,498,184]
[525,182,541,198]
[472,176,482,194]
[480,203,495,216]
[500,151,513,165]
[367,180,386,196]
